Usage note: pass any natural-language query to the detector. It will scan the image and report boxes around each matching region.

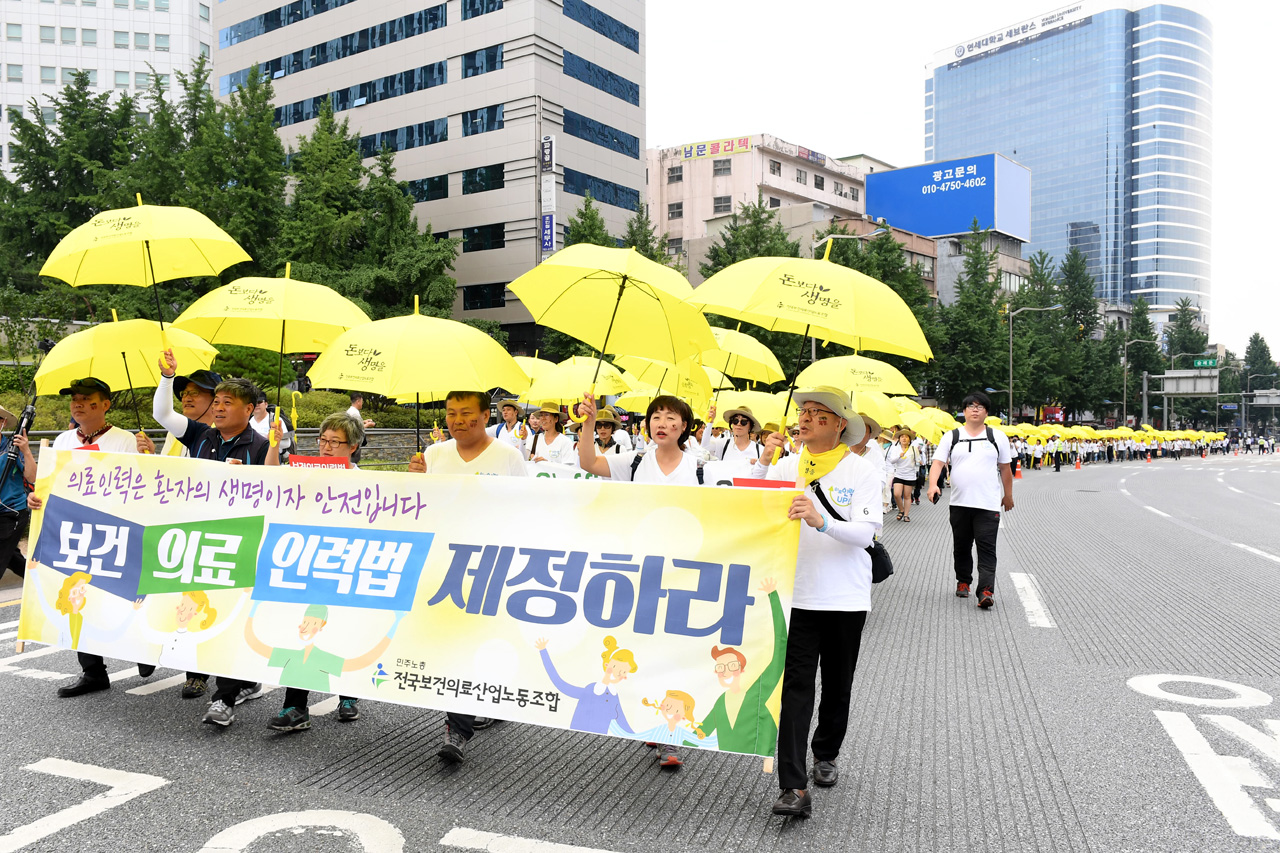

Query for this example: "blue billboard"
[866,153,1030,241]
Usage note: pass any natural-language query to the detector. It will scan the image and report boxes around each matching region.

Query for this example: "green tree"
[277,101,366,270]
[1243,332,1277,432]
[1006,250,1063,420]
[1055,247,1105,421]
[935,221,1004,408]
[564,194,615,248]
[620,205,684,273]
[1161,297,1210,427]
[1124,297,1162,423]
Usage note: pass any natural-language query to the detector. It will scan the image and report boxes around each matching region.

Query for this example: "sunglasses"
[729,416,751,426]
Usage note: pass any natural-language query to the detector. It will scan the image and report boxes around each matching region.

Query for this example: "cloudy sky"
[645,0,1275,356]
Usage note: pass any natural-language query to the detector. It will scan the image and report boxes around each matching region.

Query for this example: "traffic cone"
[1074,456,1082,470]
[1014,461,1023,480]
[1145,453,1151,464]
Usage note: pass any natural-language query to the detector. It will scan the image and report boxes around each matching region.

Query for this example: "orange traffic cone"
[1014,461,1023,480]
[1145,453,1151,464]
[1074,456,1082,470]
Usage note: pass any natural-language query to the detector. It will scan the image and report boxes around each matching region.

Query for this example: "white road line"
[1217,477,1224,483]
[1008,573,1056,628]
[1234,544,1280,565]
[441,827,619,853]
[311,694,341,716]
[13,669,70,681]
[0,645,62,668]
[1120,489,1130,495]
[1145,506,1171,518]
[127,673,187,696]
[0,631,15,642]
[107,666,140,683]
[1228,486,1245,494]
[0,620,17,630]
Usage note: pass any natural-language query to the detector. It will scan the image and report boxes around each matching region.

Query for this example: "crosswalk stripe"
[0,631,16,642]
[0,620,18,630]
[311,694,341,716]
[127,673,188,696]
[0,644,62,667]
[108,666,140,683]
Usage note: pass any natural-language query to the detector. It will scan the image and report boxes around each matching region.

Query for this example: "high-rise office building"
[0,0,213,173]
[926,2,1212,329]
[213,0,645,354]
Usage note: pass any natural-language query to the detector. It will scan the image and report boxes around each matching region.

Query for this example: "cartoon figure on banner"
[535,635,636,735]
[34,569,141,650]
[243,601,405,691]
[698,577,787,754]
[135,589,250,672]
[611,689,718,749]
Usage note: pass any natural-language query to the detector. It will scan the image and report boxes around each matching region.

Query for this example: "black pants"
[950,505,1001,594]
[0,509,26,582]
[78,652,108,680]
[283,687,354,710]
[447,712,475,740]
[1053,452,1062,472]
[777,608,867,791]
[912,466,926,501]
[211,677,253,706]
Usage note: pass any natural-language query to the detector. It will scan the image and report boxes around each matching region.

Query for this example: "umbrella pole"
[771,324,810,465]
[590,277,628,387]
[120,352,144,432]
[144,240,166,330]
[275,321,286,409]
[415,393,421,452]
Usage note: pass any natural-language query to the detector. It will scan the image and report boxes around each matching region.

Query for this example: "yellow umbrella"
[508,245,716,391]
[686,255,933,362]
[891,396,922,412]
[513,356,556,388]
[39,194,251,326]
[306,297,528,448]
[708,390,787,430]
[702,365,736,391]
[173,263,371,406]
[849,390,903,434]
[898,410,945,444]
[35,311,218,428]
[518,356,632,405]
[614,356,712,403]
[700,326,786,385]
[798,354,917,396]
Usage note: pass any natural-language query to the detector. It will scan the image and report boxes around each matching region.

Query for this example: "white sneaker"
[203,700,235,727]
[234,683,265,705]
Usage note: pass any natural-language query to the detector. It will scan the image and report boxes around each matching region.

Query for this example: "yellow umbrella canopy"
[891,396,922,412]
[702,365,736,391]
[708,390,787,430]
[35,315,218,397]
[512,356,556,388]
[686,256,933,362]
[509,245,716,371]
[40,198,251,288]
[796,354,917,396]
[898,410,945,444]
[613,356,712,403]
[700,326,786,385]
[849,390,903,434]
[518,356,632,405]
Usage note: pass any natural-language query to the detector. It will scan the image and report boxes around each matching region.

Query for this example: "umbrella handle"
[566,384,594,424]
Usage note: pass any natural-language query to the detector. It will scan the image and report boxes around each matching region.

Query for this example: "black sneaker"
[234,683,265,705]
[181,677,208,699]
[978,589,994,609]
[438,725,469,763]
[472,716,496,730]
[268,706,311,732]
[337,699,360,722]
[955,582,971,598]
[137,664,156,678]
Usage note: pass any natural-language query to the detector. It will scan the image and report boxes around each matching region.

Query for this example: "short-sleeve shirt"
[934,427,1012,511]
[605,449,700,485]
[53,426,138,454]
[267,645,344,692]
[422,438,528,476]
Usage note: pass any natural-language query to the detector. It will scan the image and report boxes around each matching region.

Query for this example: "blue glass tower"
[926,3,1212,325]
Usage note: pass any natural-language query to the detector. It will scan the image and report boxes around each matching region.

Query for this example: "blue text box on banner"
[30,494,144,599]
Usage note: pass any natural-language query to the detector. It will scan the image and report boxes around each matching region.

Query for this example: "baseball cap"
[59,377,112,396]
[173,369,223,398]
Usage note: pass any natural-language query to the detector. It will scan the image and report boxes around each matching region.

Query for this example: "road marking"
[1234,544,1280,565]
[1128,675,1273,708]
[0,644,62,668]
[1217,477,1225,483]
[13,668,71,681]
[1145,506,1171,517]
[199,810,404,853]
[108,665,140,683]
[0,759,170,853]
[1008,573,1056,628]
[0,620,17,630]
[441,827,618,853]
[127,673,187,695]
[1227,486,1245,494]
[0,631,15,641]
[311,694,341,716]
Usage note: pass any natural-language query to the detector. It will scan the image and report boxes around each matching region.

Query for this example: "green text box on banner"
[18,450,800,758]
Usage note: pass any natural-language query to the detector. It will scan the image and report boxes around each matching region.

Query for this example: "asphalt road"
[1,451,1279,853]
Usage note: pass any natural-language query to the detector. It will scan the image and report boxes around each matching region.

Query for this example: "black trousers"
[0,509,27,582]
[777,608,867,791]
[211,677,253,705]
[283,687,354,710]
[78,652,108,680]
[950,505,1001,594]
[447,712,476,740]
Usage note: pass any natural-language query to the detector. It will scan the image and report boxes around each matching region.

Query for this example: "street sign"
[1192,358,1217,368]
[1221,403,1238,411]
[540,214,554,252]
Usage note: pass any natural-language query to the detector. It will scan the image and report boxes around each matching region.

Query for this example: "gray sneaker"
[438,726,469,763]
[202,700,235,727]
[234,683,265,705]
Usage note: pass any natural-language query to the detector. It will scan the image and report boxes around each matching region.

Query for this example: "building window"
[768,197,780,209]
[40,66,56,85]
[40,26,55,44]
[276,62,447,127]
[114,0,127,7]
[851,187,860,201]
[463,283,507,310]
[712,158,731,177]
[61,27,75,44]
[462,0,502,19]
[155,0,168,10]
[834,181,843,195]
[463,163,504,194]
[769,159,781,176]
[220,0,365,49]
[562,51,639,106]
[156,73,168,89]
[155,34,169,51]
[463,224,505,253]
[41,107,57,125]
[61,68,77,84]
[135,0,148,8]
[134,32,149,49]
[713,196,732,215]
[562,109,639,159]
[462,104,503,136]
[667,238,682,256]
[796,169,807,185]
[358,118,447,157]
[114,31,129,49]
[813,175,824,191]
[562,0,638,52]
[462,44,503,78]
[199,41,210,57]
[406,174,448,202]
[5,65,22,83]
[115,70,129,89]
[667,165,682,184]
[136,72,151,89]
[563,167,640,211]
[667,202,682,220]
[82,29,97,46]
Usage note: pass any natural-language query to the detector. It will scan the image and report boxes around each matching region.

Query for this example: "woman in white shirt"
[886,429,922,521]
[591,407,628,456]
[702,404,763,465]
[526,402,578,467]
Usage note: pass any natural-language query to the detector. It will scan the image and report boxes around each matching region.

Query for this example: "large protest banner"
[19,450,800,757]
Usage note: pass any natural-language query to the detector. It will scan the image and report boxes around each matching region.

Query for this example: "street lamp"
[984,387,1009,423]
[1007,304,1063,427]
[810,227,889,259]
[1246,372,1278,433]
[1123,338,1160,427]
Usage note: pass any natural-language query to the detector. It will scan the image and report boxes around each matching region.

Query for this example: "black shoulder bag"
[810,477,894,583]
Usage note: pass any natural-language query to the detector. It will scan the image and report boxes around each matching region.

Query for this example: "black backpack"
[946,426,999,457]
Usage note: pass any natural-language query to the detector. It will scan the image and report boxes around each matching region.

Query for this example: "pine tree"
[935,221,1004,408]
[564,194,614,247]
[1055,247,1104,421]
[1243,332,1277,432]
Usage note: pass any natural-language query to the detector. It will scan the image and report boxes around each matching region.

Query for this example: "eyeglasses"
[178,388,205,400]
[965,402,986,410]
[317,438,350,449]
[796,407,838,419]
[729,416,751,426]
[714,661,741,673]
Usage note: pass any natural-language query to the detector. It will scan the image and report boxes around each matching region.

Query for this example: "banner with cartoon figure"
[18,450,800,757]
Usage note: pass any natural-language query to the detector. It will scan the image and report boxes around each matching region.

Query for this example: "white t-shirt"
[53,426,138,454]
[421,438,528,477]
[527,431,577,466]
[703,431,762,465]
[605,449,700,486]
[490,421,529,456]
[250,415,271,438]
[934,426,1012,512]
[752,450,883,611]
[886,444,919,479]
[346,405,361,420]
[612,430,633,451]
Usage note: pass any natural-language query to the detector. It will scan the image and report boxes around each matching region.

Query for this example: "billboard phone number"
[922,177,987,194]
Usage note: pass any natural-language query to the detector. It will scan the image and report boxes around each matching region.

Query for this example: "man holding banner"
[752,387,881,818]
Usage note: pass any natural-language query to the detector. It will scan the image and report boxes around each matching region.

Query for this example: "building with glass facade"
[213,0,645,354]
[926,2,1212,329]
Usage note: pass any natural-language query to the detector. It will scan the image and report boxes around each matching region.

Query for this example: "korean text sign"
[19,450,800,757]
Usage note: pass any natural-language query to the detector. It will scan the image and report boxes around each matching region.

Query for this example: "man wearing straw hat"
[750,386,880,818]
[490,399,531,456]
[703,404,764,464]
